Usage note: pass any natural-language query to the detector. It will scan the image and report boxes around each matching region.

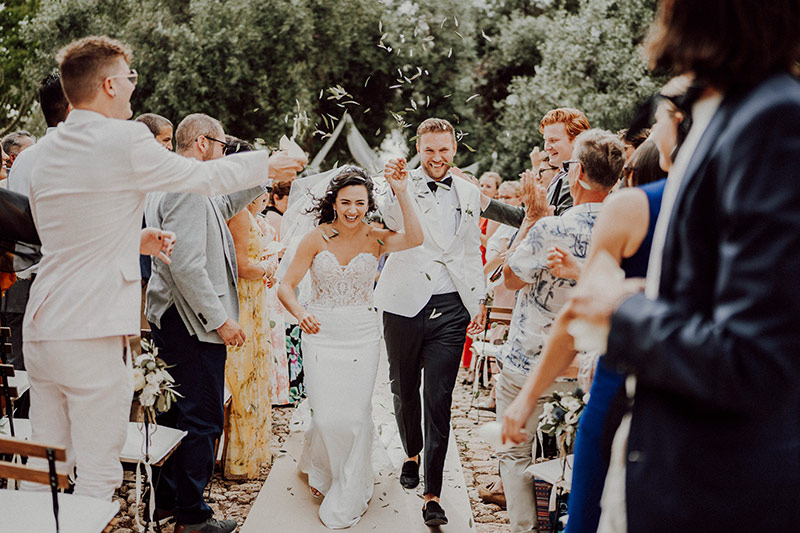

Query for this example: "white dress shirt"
[424,173,460,295]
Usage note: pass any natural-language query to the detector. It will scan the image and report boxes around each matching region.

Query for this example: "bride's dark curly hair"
[310,166,378,224]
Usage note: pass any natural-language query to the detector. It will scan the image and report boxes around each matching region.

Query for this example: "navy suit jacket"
[605,74,800,531]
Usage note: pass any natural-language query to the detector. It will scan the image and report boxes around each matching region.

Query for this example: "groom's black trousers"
[383,292,471,497]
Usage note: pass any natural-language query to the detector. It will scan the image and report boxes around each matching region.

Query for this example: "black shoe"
[175,518,237,533]
[400,459,420,489]
[422,500,448,526]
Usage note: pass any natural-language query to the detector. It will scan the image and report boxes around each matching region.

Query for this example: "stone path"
[111,366,508,532]
[241,353,474,532]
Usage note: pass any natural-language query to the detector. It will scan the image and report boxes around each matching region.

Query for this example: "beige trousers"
[23,336,133,500]
[496,365,564,533]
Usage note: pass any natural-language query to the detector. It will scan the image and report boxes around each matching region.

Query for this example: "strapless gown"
[299,249,380,529]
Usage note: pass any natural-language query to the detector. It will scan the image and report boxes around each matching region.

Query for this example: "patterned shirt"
[500,202,602,374]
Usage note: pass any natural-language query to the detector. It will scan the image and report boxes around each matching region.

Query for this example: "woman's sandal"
[309,486,323,498]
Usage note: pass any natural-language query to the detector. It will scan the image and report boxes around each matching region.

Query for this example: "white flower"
[155,394,170,413]
[565,411,580,425]
[135,353,151,366]
[132,368,146,391]
[140,383,160,407]
[583,392,591,404]
[542,403,554,416]
[562,396,582,412]
[146,369,162,385]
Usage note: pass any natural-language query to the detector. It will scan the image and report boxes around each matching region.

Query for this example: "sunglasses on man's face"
[562,160,581,173]
[204,135,229,149]
[107,69,138,86]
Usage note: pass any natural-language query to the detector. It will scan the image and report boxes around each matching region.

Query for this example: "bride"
[277,163,423,529]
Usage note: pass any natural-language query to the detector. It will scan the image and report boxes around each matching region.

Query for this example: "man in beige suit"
[23,35,302,502]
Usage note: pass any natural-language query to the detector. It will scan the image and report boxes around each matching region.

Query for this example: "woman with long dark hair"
[278,164,423,528]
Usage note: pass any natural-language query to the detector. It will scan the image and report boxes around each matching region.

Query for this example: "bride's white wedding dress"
[300,248,381,529]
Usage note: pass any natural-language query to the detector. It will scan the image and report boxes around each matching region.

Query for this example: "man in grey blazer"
[145,114,300,533]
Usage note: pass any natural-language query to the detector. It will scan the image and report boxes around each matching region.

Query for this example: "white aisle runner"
[241,347,475,532]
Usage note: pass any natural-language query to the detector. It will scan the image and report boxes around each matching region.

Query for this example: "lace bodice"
[307,250,378,308]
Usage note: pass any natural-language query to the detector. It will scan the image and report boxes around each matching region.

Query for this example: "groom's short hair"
[57,35,133,106]
[417,118,456,144]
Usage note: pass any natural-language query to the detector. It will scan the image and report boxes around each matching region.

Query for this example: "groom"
[377,118,486,526]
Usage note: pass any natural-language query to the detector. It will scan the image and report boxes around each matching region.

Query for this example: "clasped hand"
[384,158,409,194]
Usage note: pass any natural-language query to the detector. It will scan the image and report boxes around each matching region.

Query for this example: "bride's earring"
[333,209,338,221]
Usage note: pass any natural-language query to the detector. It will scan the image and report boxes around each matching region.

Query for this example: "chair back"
[0,363,18,437]
[0,326,11,363]
[487,306,513,327]
[0,435,69,532]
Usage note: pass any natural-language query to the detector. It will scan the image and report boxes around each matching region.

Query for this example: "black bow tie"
[427,177,453,194]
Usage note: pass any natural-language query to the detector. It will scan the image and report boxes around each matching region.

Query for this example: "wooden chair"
[469,306,513,408]
[0,363,19,437]
[0,326,12,363]
[0,435,119,533]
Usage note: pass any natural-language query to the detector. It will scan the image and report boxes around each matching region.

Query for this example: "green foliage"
[0,0,42,136]
[9,0,660,174]
[491,0,663,177]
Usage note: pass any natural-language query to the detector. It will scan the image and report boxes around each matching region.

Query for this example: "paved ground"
[111,366,508,532]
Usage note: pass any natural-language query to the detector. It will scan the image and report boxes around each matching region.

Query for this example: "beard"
[201,144,216,161]
[423,161,449,180]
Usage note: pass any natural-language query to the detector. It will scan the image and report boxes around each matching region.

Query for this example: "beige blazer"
[24,109,269,341]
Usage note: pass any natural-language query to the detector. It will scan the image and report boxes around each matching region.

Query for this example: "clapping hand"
[547,245,582,280]
[140,228,176,264]
[521,169,553,222]
[385,157,409,194]
[529,146,545,170]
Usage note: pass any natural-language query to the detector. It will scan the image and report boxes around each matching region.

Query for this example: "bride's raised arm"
[375,157,424,254]
[277,230,322,334]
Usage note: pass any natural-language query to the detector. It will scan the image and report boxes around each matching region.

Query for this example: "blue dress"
[565,179,665,533]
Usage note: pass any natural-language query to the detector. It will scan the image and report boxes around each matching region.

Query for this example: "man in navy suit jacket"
[565,1,800,531]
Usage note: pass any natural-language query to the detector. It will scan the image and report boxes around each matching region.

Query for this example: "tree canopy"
[5,0,661,177]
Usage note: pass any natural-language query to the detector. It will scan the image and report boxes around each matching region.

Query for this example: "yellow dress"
[224,210,273,479]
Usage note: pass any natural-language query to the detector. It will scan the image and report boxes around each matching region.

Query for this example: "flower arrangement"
[132,338,181,422]
[537,388,589,456]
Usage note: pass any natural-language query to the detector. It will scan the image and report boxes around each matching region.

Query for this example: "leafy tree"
[0,0,42,136]
[492,0,662,177]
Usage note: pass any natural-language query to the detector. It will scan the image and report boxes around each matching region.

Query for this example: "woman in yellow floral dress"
[224,193,276,479]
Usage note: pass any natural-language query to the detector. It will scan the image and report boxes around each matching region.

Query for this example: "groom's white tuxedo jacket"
[375,170,485,318]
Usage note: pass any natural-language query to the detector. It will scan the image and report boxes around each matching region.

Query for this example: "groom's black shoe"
[400,459,420,489]
[422,500,448,526]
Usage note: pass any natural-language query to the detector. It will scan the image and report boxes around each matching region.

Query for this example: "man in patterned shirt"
[496,129,625,533]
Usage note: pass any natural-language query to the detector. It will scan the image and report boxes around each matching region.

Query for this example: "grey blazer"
[144,185,265,343]
[481,198,524,228]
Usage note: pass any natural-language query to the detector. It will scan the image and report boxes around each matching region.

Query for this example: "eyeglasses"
[562,160,581,173]
[498,195,520,200]
[203,135,228,149]
[538,166,559,177]
[106,69,138,86]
